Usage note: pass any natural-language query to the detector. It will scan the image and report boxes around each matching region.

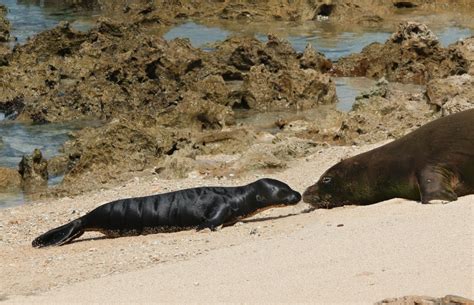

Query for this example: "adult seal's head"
[303,109,474,209]
[302,158,381,208]
[252,178,302,207]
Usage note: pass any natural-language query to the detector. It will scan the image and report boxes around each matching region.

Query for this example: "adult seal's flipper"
[417,165,458,204]
[32,219,84,248]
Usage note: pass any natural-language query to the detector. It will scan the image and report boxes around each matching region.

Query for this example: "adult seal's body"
[303,109,474,208]
[33,178,301,247]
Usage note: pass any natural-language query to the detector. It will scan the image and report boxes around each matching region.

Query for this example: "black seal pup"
[33,178,301,247]
[303,109,474,208]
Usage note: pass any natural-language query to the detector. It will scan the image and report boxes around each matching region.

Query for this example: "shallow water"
[334,77,376,111]
[0,118,97,208]
[0,119,83,168]
[1,0,98,43]
[163,21,473,60]
[164,21,231,52]
[0,191,24,208]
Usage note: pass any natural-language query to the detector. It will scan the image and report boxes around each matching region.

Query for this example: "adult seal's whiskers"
[303,109,474,208]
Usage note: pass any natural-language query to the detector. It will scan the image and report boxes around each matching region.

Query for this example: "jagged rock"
[337,86,436,145]
[83,0,474,25]
[426,74,474,116]
[242,64,336,110]
[335,22,469,84]
[356,77,389,100]
[18,149,48,193]
[389,21,439,49]
[299,43,332,72]
[375,295,474,305]
[453,36,474,75]
[0,4,10,42]
[47,155,69,178]
[0,96,25,120]
[61,121,175,181]
[156,92,235,129]
[0,167,21,192]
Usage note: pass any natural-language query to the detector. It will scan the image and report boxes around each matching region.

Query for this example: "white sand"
[1,143,473,304]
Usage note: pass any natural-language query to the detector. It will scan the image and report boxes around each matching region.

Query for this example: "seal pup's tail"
[32,218,84,248]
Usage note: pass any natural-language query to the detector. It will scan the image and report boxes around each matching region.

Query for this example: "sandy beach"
[1,0,474,303]
[1,142,473,304]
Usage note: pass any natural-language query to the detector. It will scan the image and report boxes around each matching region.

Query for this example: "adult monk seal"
[303,109,474,208]
[32,178,301,247]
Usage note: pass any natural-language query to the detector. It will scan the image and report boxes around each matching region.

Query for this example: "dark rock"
[299,43,332,72]
[0,96,25,120]
[375,295,474,305]
[18,149,48,193]
[0,4,10,42]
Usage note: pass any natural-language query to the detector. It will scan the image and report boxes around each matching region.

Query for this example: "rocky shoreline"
[0,2,473,303]
[0,1,473,199]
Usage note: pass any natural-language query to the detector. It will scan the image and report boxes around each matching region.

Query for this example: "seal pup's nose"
[287,192,302,204]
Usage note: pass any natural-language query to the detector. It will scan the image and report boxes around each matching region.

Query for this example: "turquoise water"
[1,0,97,43]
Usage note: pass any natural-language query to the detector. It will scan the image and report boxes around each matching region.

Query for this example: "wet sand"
[1,142,472,304]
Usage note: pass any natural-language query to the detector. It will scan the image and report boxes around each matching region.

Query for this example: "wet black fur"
[32,178,301,247]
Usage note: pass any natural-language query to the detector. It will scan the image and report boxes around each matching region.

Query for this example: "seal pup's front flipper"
[196,205,231,231]
[417,165,458,204]
[32,219,84,248]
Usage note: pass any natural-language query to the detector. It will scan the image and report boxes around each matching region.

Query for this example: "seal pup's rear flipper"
[417,166,458,204]
[32,219,84,248]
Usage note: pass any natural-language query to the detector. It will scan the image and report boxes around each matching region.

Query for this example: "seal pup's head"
[251,178,301,207]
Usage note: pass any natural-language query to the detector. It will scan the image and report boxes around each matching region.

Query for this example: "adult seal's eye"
[322,176,332,184]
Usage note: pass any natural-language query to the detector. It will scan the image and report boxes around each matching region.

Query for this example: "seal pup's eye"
[256,195,265,202]
[321,176,332,184]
